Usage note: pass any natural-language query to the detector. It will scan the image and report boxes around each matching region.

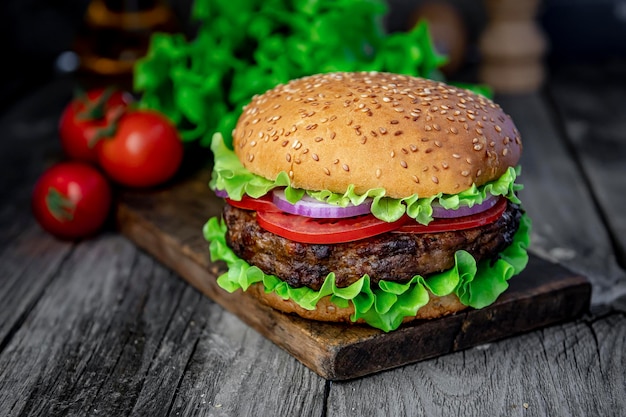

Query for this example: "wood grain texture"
[547,64,626,268]
[327,312,626,417]
[115,168,591,380]
[497,93,626,309]
[0,227,326,417]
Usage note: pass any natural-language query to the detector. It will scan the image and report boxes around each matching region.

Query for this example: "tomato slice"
[249,196,508,244]
[256,211,406,244]
[225,194,280,212]
[395,197,508,234]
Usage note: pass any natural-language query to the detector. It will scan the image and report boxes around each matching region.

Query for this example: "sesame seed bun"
[233,72,522,198]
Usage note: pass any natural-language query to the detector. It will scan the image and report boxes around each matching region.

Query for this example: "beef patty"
[223,201,522,291]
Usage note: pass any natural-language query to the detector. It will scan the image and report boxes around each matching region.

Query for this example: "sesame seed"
[473,144,483,151]
[432,176,439,184]
[425,148,433,153]
[442,162,449,169]
[324,168,331,176]
[286,153,292,162]
[390,120,399,124]
[248,154,254,162]
[390,150,396,158]
[401,161,408,168]
[376,169,382,178]
[342,164,350,172]
[424,125,432,131]
[281,140,289,147]
[312,153,319,161]
[452,153,460,159]
[450,127,458,134]
[476,169,482,177]
[461,170,470,177]
[334,159,339,164]
[502,148,509,156]
[394,130,403,136]
[434,140,442,148]
[410,144,418,152]
[379,127,388,135]
[412,175,420,184]
[314,136,323,142]
[433,123,441,131]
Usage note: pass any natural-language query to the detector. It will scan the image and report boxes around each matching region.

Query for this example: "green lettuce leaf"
[210,132,523,224]
[203,212,531,332]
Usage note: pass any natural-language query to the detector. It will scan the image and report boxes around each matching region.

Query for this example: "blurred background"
[1,0,625,114]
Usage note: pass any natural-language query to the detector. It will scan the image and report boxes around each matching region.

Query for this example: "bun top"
[232,72,522,198]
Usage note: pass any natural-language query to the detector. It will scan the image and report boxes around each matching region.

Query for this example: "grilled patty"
[223,202,522,291]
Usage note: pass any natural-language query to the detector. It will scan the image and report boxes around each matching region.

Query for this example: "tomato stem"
[87,105,126,148]
[46,187,75,222]
[77,87,116,121]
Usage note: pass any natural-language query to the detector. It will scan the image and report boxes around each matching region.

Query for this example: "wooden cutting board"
[115,168,591,380]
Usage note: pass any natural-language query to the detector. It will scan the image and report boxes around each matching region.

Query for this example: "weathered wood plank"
[547,64,626,267]
[0,232,326,416]
[327,313,626,417]
[497,93,626,309]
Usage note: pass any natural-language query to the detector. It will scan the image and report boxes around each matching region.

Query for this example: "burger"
[204,72,531,332]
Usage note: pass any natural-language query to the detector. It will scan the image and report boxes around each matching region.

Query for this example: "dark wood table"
[1,63,625,416]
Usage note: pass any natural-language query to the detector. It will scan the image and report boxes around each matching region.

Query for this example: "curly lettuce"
[210,132,523,225]
[203,213,531,332]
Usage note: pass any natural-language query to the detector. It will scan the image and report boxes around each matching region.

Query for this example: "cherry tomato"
[59,88,132,163]
[31,162,112,240]
[394,197,508,234]
[97,110,184,188]
[256,211,406,244]
[225,195,279,212]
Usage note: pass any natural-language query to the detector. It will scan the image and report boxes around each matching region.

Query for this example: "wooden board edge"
[328,271,591,380]
[116,202,354,377]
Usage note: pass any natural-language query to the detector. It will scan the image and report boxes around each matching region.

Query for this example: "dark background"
[1,0,625,114]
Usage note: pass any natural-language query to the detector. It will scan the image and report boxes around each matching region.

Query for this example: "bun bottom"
[248,282,468,326]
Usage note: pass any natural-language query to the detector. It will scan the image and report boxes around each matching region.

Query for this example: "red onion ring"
[272,189,373,218]
[214,189,228,198]
[431,194,499,218]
